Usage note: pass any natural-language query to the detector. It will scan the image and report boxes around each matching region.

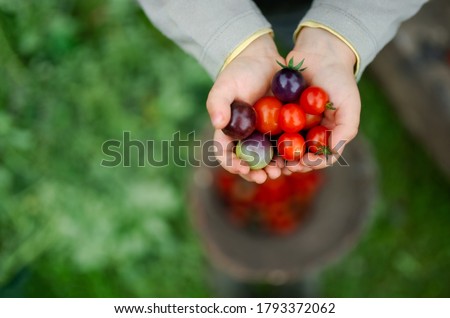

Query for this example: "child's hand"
[206,34,284,184]
[284,27,360,173]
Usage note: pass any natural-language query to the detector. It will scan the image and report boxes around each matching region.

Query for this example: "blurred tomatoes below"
[214,168,324,236]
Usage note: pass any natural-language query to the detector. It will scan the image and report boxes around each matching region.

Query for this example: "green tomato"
[235,132,273,170]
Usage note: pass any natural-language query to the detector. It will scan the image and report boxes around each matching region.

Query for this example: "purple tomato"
[222,101,256,140]
[271,58,307,103]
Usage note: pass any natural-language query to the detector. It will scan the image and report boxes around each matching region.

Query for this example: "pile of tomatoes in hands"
[222,58,335,169]
[217,58,333,235]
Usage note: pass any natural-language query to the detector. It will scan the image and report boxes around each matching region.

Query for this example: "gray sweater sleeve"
[138,0,427,80]
[137,0,271,78]
[300,0,428,79]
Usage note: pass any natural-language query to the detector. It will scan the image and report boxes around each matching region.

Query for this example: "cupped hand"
[284,27,360,173]
[206,34,284,183]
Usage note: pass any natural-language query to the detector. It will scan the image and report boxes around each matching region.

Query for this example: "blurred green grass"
[0,0,449,297]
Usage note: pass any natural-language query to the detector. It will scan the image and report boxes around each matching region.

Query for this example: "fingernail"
[212,113,224,127]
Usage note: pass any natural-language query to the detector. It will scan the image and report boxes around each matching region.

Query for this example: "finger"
[213,129,250,174]
[324,85,360,153]
[240,170,268,184]
[206,54,285,130]
[301,152,331,170]
[322,93,360,164]
[329,123,358,156]
[320,117,358,166]
[282,167,292,176]
[265,163,282,179]
[274,155,285,168]
[206,81,235,129]
[285,159,313,173]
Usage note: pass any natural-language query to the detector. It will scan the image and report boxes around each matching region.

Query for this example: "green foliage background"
[0,0,449,297]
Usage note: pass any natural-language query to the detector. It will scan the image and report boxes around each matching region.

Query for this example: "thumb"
[206,82,233,129]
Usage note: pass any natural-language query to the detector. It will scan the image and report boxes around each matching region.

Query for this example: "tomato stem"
[315,146,332,159]
[326,102,336,110]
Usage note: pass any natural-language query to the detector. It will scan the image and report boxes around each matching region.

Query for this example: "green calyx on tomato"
[276,57,307,72]
[314,145,332,158]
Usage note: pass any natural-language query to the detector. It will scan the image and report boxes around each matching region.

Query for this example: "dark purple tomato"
[271,58,307,103]
[236,131,273,170]
[272,69,305,103]
[222,101,256,140]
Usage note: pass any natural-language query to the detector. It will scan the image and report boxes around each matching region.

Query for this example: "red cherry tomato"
[290,171,324,200]
[305,125,331,155]
[303,113,323,130]
[278,103,306,133]
[254,175,291,204]
[277,132,305,161]
[230,178,258,206]
[299,86,334,115]
[253,96,283,135]
[264,203,298,235]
